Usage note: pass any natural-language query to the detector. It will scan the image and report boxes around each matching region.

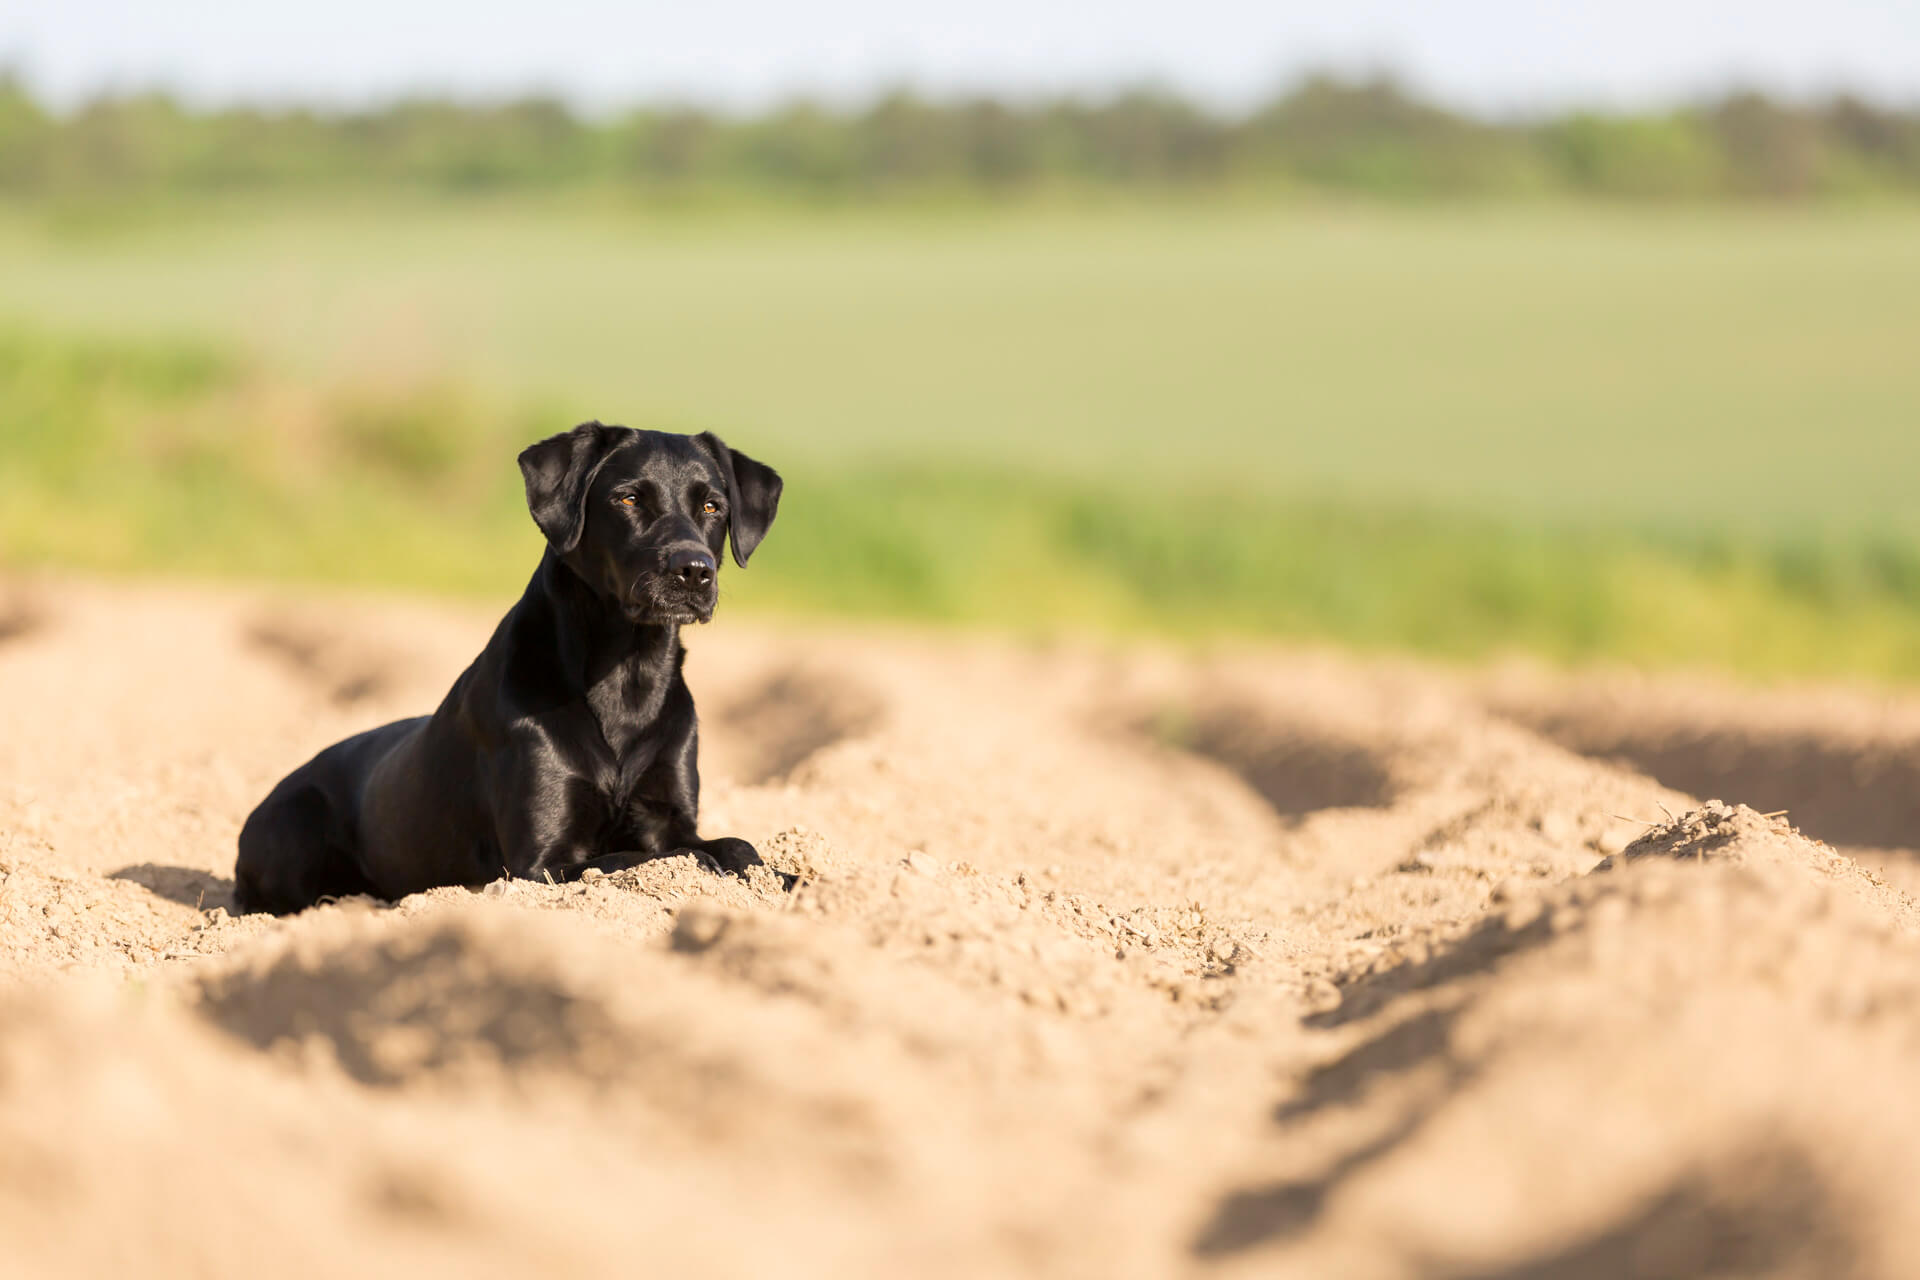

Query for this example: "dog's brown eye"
[618,495,637,507]
[703,500,719,514]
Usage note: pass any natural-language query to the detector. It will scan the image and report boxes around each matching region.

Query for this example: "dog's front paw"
[682,837,798,889]
[697,837,762,877]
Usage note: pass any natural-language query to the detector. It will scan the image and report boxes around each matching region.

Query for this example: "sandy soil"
[5,575,1920,1278]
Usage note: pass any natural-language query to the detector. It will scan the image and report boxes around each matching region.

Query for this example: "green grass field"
[4,199,1920,677]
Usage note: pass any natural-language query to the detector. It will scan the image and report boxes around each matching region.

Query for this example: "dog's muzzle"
[637,546,718,622]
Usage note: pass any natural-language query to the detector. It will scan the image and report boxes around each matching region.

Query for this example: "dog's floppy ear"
[696,432,783,567]
[518,421,622,555]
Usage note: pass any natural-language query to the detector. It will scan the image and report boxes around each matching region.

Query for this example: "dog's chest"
[582,662,673,792]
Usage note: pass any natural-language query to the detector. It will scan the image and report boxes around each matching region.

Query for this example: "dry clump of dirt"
[8,577,1920,1277]
[1598,798,1918,923]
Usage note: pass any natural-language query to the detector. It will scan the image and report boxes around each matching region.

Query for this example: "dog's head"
[518,423,782,625]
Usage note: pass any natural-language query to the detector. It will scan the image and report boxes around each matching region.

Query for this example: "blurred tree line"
[1,71,1916,202]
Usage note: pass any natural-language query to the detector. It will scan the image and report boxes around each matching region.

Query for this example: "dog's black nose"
[667,548,715,589]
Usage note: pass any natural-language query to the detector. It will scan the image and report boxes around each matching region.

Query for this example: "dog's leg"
[235,782,379,914]
[683,837,763,876]
[678,837,799,891]
[631,716,790,885]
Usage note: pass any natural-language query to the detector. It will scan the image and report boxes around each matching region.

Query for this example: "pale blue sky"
[5,0,1916,114]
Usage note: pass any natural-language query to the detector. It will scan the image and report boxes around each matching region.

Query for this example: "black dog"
[234,422,781,915]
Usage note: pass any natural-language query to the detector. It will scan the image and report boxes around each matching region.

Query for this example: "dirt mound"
[1200,810,1920,1277]
[7,576,1920,1276]
[194,908,634,1087]
[1484,664,1920,858]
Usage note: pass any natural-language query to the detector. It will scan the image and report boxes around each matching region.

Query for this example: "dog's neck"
[530,551,682,709]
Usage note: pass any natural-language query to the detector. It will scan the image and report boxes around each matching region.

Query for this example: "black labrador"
[234,421,782,915]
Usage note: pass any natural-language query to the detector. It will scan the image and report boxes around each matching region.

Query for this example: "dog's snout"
[667,547,716,590]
